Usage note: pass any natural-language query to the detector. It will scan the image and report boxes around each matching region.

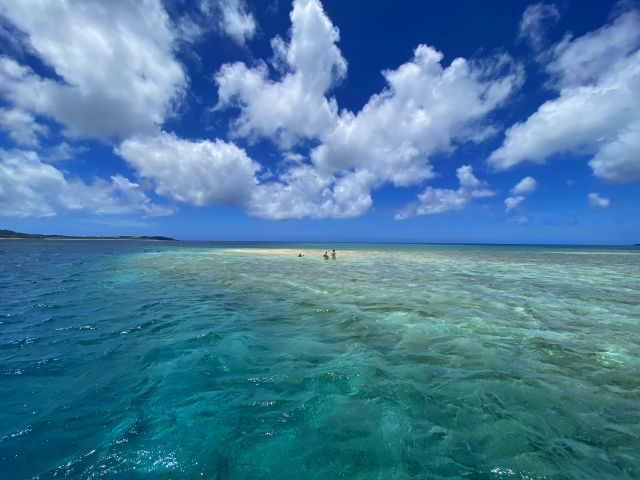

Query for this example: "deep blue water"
[1,240,639,479]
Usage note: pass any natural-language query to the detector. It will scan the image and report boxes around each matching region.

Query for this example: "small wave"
[54,324,96,331]
[547,251,640,256]
[0,425,32,444]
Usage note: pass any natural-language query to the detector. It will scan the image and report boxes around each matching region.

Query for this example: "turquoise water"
[1,241,639,479]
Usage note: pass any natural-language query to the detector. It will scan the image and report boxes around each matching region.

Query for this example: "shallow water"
[1,240,639,479]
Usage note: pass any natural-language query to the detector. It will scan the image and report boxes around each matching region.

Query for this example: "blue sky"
[0,0,638,243]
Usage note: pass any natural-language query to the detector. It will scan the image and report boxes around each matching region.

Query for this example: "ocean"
[1,240,639,479]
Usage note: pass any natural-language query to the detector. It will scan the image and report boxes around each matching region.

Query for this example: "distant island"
[0,229,176,241]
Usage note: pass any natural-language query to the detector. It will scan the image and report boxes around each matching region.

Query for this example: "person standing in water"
[331,249,336,260]
[323,251,329,260]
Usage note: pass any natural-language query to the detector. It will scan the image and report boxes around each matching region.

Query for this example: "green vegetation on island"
[0,229,176,241]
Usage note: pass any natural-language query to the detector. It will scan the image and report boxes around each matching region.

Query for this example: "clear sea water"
[1,240,639,479]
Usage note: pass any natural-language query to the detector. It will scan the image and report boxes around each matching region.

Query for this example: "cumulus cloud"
[43,142,87,163]
[505,176,537,212]
[0,0,186,140]
[395,165,494,219]
[213,0,522,219]
[248,167,375,219]
[116,131,375,220]
[0,107,48,146]
[489,8,640,184]
[545,10,640,89]
[511,176,537,196]
[0,149,174,218]
[195,0,256,45]
[215,0,346,148]
[588,121,640,182]
[588,192,611,209]
[117,132,261,207]
[505,195,524,212]
[518,3,560,50]
[312,47,523,187]
[218,0,256,45]
[1,0,525,221]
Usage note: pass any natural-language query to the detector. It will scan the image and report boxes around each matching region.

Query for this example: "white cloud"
[505,176,537,212]
[117,132,261,207]
[518,215,529,225]
[589,121,640,182]
[395,165,494,219]
[312,48,523,187]
[0,149,174,218]
[117,132,378,220]
[43,142,87,163]
[505,195,525,212]
[218,0,256,45]
[0,0,524,221]
[82,175,175,216]
[489,9,640,184]
[182,0,256,45]
[0,0,186,140]
[546,10,640,89]
[511,176,537,196]
[0,107,48,146]
[518,3,560,50]
[174,14,206,44]
[213,0,522,219]
[247,167,375,219]
[215,0,346,148]
[588,192,611,209]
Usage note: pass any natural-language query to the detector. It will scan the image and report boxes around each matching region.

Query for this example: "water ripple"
[0,241,639,479]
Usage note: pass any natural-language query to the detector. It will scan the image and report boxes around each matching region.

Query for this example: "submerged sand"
[221,248,404,258]
[223,248,349,256]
